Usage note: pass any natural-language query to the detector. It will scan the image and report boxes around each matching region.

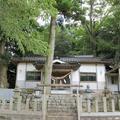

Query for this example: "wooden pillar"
[105,74,108,89]
[119,67,120,92]
[103,97,107,112]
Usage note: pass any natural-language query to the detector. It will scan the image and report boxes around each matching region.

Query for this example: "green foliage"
[55,0,73,15]
[0,0,49,55]
[55,0,120,64]
[55,27,92,56]
[39,0,57,17]
[96,14,120,60]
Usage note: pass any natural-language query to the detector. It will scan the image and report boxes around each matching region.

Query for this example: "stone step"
[47,105,76,108]
[47,116,77,120]
[48,112,77,116]
[47,108,77,113]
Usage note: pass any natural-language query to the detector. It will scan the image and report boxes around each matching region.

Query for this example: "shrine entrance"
[51,71,71,91]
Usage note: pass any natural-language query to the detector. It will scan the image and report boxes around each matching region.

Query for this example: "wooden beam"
[106,67,119,75]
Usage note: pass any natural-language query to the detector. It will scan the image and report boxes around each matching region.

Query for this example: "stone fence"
[0,85,120,120]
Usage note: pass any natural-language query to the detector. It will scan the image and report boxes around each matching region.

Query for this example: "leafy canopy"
[0,0,57,55]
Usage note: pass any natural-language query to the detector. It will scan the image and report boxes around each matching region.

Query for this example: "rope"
[51,71,71,80]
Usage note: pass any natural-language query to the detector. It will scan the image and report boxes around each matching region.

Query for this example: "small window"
[80,73,96,82]
[26,71,41,82]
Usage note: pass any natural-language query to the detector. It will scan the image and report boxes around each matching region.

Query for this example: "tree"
[42,0,78,93]
[0,0,48,87]
[96,2,120,64]
[57,0,117,57]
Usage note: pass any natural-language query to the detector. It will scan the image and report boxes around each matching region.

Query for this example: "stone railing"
[0,87,43,112]
[0,85,120,120]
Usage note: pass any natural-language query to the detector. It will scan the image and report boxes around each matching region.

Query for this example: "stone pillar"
[42,87,47,120]
[111,99,115,112]
[14,87,21,98]
[25,98,30,111]
[80,95,83,113]
[118,99,120,111]
[14,87,22,111]
[87,99,91,113]
[103,97,107,112]
[33,98,37,111]
[17,96,22,111]
[1,99,5,110]
[77,89,80,120]
[95,98,98,112]
[9,98,13,111]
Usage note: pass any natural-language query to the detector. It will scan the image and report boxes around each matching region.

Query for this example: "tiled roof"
[34,63,80,71]
[12,55,112,64]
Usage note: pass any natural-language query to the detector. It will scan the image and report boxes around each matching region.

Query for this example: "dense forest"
[0,0,120,88]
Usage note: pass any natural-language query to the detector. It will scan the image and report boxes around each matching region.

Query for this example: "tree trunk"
[0,41,8,88]
[44,17,56,93]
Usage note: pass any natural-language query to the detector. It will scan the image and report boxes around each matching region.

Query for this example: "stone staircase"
[47,95,78,120]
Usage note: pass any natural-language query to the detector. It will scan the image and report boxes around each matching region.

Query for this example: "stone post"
[17,96,22,111]
[103,97,107,112]
[14,87,21,98]
[80,95,83,113]
[33,98,37,111]
[87,99,91,113]
[119,99,120,111]
[111,99,115,112]
[14,87,22,111]
[119,67,120,92]
[42,87,47,120]
[25,98,30,111]
[77,88,80,120]
[9,98,13,111]
[95,98,98,112]
[1,99,5,110]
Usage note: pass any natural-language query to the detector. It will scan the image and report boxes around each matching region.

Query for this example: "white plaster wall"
[16,62,106,91]
[80,64,96,73]
[80,64,97,90]
[16,63,40,88]
[16,63,26,88]
[71,64,106,90]
[71,70,80,90]
[71,70,80,85]
[96,64,106,90]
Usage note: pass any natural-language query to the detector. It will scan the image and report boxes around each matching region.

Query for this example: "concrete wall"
[16,63,106,91]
